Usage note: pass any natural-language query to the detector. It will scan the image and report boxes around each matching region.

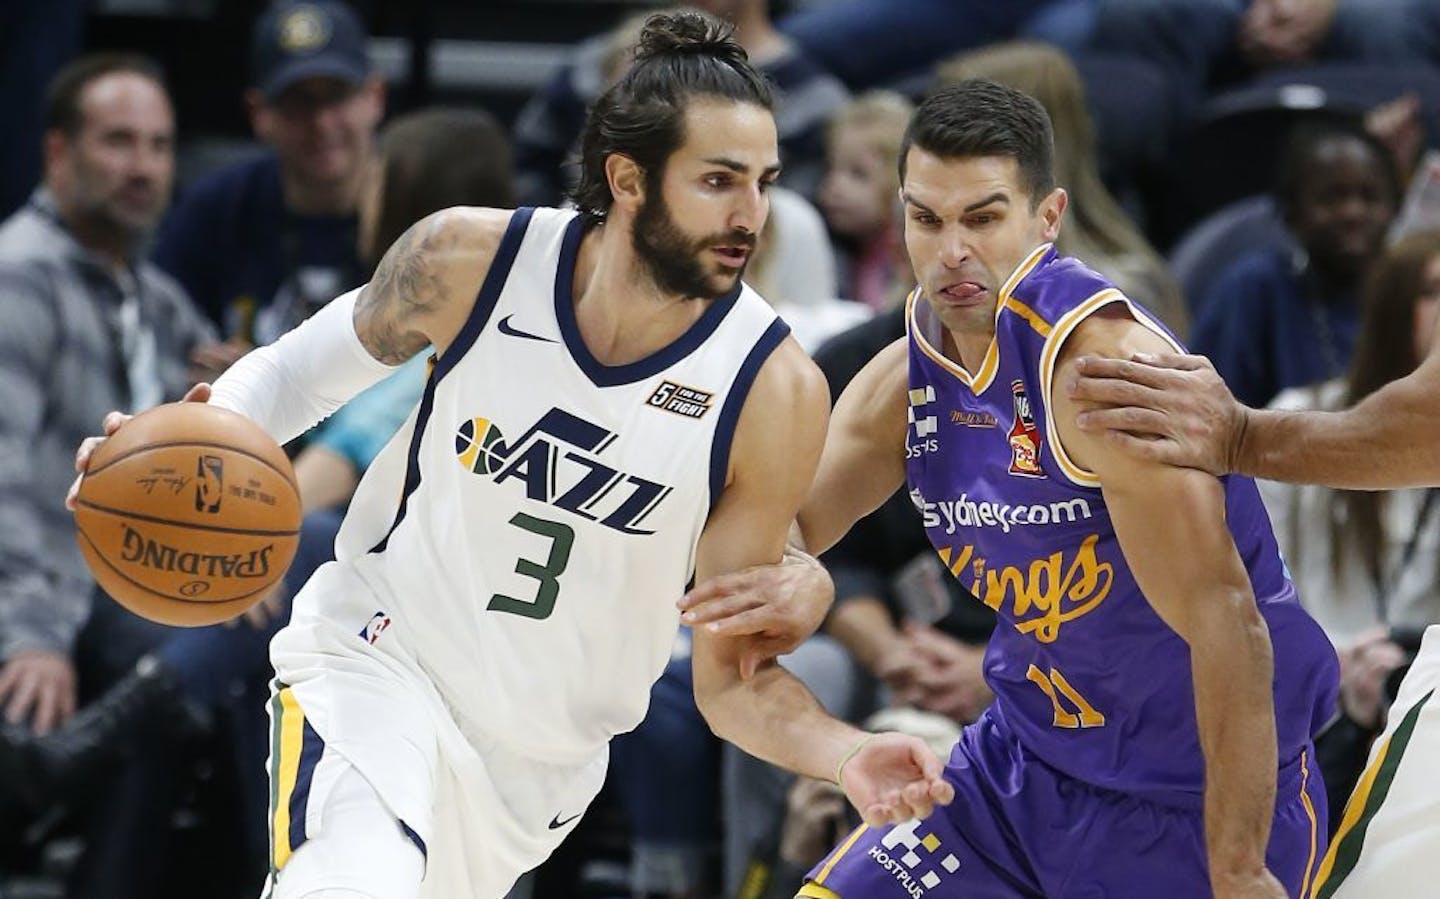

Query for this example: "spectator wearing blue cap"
[154,0,383,360]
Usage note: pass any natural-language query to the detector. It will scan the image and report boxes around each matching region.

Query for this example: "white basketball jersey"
[285,206,787,763]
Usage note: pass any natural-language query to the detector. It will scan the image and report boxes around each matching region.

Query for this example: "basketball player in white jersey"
[72,12,952,899]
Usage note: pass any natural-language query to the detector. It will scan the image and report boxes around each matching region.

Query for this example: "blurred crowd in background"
[1,0,1439,897]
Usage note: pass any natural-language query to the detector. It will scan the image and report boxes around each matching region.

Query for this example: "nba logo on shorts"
[360,611,392,645]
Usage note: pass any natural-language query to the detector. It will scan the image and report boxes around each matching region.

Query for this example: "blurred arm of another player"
[1054,307,1287,899]
[691,336,954,828]
[1065,313,1440,490]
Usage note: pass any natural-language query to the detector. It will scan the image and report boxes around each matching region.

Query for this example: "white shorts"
[260,641,609,899]
[264,759,425,899]
[1309,625,1440,898]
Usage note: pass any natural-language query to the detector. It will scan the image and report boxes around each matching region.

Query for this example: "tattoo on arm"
[354,215,449,364]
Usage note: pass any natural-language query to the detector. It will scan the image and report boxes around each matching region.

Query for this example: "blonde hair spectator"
[819,90,915,310]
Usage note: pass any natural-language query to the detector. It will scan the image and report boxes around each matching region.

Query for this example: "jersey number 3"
[488,513,575,620]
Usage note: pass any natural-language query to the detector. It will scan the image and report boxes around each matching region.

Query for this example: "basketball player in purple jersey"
[769,80,1339,898]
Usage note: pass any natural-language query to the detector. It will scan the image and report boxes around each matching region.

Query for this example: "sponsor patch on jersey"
[867,819,961,896]
[1007,380,1044,478]
[951,410,997,429]
[906,384,940,458]
[646,380,714,419]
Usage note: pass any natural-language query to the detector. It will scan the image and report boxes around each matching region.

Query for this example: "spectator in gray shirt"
[0,53,215,742]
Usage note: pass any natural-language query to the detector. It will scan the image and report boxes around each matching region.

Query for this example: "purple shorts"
[803,712,1327,898]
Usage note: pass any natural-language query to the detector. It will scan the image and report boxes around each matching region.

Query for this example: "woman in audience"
[1259,228,1440,827]
[817,91,915,311]
[936,41,1188,337]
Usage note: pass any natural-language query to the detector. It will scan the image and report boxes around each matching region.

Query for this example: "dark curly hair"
[571,10,774,220]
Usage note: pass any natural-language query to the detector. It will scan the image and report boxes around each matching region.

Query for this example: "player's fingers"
[910,740,946,781]
[183,382,212,404]
[681,593,760,626]
[102,411,130,435]
[1133,351,1209,372]
[1067,372,1172,410]
[1071,356,1188,392]
[699,603,773,635]
[929,778,956,806]
[902,780,931,809]
[66,473,84,511]
[677,576,736,610]
[862,801,895,829]
[1074,406,1171,435]
[739,637,790,681]
[75,436,106,472]
[1099,429,1173,464]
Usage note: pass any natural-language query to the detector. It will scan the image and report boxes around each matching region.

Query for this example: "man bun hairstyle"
[573,9,774,220]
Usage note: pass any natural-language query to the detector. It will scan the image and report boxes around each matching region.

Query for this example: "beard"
[74,175,163,248]
[632,189,754,301]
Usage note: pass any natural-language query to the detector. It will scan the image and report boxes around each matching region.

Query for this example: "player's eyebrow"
[900,192,938,216]
[963,192,1009,213]
[703,157,783,179]
[901,191,1011,218]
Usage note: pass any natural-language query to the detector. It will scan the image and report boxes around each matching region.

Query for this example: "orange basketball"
[73,403,301,626]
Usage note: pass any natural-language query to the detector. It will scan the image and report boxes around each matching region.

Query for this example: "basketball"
[73,402,302,627]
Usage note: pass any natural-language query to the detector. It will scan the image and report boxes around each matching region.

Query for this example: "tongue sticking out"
[944,282,984,300]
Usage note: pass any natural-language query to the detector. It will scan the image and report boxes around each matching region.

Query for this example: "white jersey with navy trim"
[272,206,787,766]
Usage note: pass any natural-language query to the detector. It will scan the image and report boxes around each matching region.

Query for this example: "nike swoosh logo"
[497,314,556,343]
[548,812,582,830]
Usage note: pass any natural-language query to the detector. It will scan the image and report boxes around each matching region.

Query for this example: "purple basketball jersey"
[904,244,1338,799]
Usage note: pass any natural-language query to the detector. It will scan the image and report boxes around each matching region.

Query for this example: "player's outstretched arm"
[796,337,911,555]
[1067,336,1440,489]
[677,339,910,654]
[690,337,951,827]
[1054,311,1286,899]
[70,208,515,504]
[204,207,509,447]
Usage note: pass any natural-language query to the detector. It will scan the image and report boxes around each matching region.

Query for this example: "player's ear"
[605,153,645,214]
[1038,187,1067,242]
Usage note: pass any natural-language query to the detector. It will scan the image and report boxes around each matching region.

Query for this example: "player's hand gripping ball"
[72,402,301,626]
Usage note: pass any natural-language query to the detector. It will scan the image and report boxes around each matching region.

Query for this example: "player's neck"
[946,327,992,376]
[570,223,711,366]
